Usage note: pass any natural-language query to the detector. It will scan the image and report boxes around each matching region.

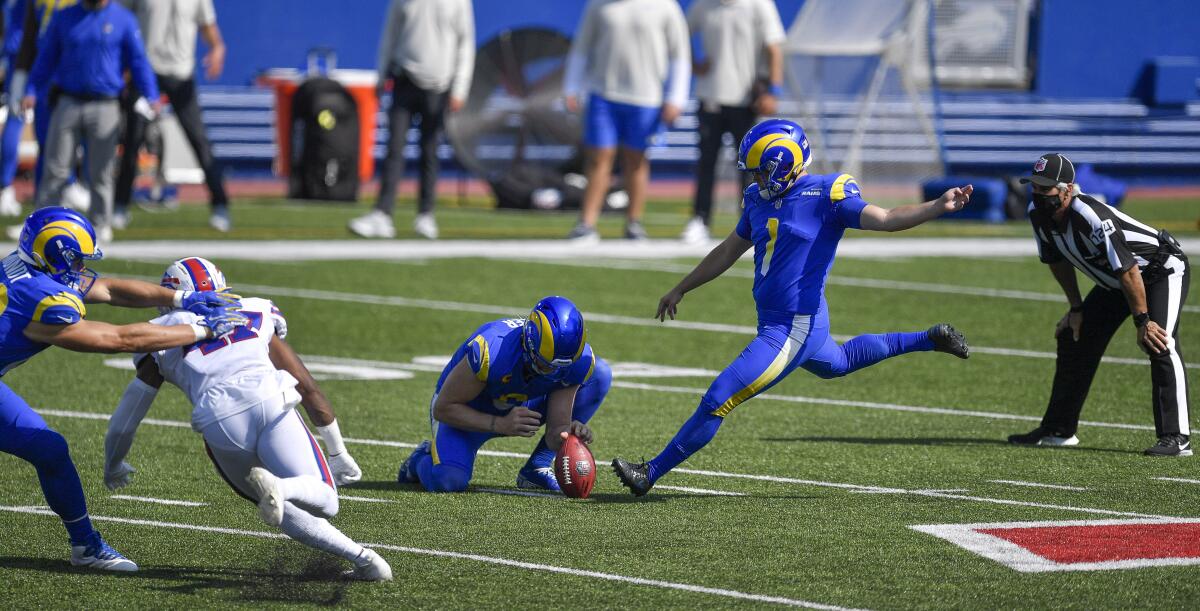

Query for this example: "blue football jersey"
[436,318,597,416]
[735,172,869,315]
[0,252,86,375]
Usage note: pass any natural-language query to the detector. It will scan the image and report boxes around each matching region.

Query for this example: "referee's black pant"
[1042,255,1191,438]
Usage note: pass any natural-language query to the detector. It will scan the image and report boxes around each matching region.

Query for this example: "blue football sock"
[524,436,555,471]
[14,429,94,544]
[839,331,933,374]
[647,407,724,483]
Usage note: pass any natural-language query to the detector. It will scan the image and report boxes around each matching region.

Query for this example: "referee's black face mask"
[1031,185,1067,215]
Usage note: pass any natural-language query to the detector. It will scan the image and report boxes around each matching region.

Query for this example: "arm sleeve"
[27,13,60,91]
[563,1,595,98]
[34,292,86,324]
[197,0,215,25]
[1096,214,1136,273]
[465,335,490,383]
[569,348,596,385]
[268,301,288,339]
[104,377,158,475]
[376,0,399,79]
[830,174,869,229]
[449,0,474,101]
[662,4,691,108]
[122,19,158,99]
[13,0,36,71]
[735,200,752,240]
[759,0,787,45]
[1030,212,1063,264]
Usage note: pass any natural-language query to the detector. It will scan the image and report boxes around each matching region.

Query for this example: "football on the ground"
[554,434,595,499]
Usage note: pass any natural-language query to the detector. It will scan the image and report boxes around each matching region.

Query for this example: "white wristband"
[189,323,210,341]
[317,419,348,456]
[172,290,186,308]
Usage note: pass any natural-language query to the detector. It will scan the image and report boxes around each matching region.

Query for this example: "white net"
[783,0,944,184]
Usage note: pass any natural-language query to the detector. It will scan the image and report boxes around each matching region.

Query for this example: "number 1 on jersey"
[761,217,779,276]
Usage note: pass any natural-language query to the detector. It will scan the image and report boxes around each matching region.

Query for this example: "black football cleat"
[612,457,652,497]
[929,323,969,359]
[1144,434,1192,457]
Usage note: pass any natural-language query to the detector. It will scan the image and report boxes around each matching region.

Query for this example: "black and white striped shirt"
[1028,194,1165,290]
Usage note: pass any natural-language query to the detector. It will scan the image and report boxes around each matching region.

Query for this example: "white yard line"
[0,505,855,610]
[227,282,1196,370]
[655,485,747,497]
[110,495,207,507]
[475,487,563,499]
[987,480,1089,492]
[611,381,1154,431]
[509,257,1200,315]
[1152,477,1200,485]
[39,410,1175,520]
[340,495,404,504]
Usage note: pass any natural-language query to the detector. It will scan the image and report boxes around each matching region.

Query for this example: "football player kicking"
[612,119,974,496]
[102,257,390,581]
[0,208,243,571]
[397,296,611,493]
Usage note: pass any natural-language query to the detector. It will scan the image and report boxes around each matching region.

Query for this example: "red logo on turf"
[912,519,1200,572]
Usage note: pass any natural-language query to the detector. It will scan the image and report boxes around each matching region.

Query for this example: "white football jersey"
[138,297,299,431]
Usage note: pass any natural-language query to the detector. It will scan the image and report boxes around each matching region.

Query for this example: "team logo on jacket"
[1034,157,1048,172]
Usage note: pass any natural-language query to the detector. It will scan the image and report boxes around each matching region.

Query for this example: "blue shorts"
[584,94,662,151]
[429,357,612,478]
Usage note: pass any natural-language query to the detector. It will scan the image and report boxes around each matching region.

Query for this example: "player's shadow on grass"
[342,479,417,492]
[0,548,352,605]
[763,436,1138,454]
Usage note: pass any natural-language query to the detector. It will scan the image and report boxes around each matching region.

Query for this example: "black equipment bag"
[288,77,360,201]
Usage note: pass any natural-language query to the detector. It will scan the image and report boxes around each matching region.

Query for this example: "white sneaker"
[209,207,231,232]
[94,224,113,244]
[566,222,600,245]
[413,213,438,240]
[0,186,20,217]
[70,531,138,572]
[345,548,393,581]
[348,210,396,239]
[680,217,710,244]
[62,182,90,211]
[245,467,285,527]
[111,209,130,230]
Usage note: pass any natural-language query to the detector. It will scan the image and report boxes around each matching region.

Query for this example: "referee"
[1009,153,1191,456]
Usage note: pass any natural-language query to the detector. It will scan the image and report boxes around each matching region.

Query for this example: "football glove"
[328,451,362,486]
[199,306,248,338]
[104,461,136,491]
[179,288,242,316]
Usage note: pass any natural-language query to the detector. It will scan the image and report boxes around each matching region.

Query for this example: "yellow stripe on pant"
[711,315,810,417]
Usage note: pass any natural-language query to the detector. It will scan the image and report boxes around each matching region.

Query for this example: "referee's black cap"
[1020,153,1076,187]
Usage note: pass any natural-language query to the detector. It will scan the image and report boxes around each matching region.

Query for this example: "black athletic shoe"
[1144,434,1192,457]
[1008,426,1079,446]
[929,323,969,359]
[612,457,652,497]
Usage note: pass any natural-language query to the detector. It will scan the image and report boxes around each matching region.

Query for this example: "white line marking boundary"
[110,495,207,507]
[39,409,1179,520]
[987,480,1089,492]
[0,505,858,610]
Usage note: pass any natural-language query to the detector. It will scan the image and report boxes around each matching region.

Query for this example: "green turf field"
[2,195,1200,609]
